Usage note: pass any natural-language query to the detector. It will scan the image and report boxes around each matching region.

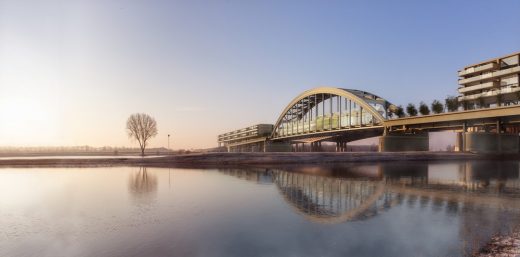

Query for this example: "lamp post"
[168,134,170,150]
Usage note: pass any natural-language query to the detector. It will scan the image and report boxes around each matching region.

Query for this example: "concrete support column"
[379,133,429,152]
[497,119,502,152]
[463,132,519,153]
[455,132,463,152]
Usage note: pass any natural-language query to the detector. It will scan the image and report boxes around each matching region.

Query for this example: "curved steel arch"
[271,86,392,138]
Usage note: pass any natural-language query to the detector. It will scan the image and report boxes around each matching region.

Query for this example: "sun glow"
[0,96,61,146]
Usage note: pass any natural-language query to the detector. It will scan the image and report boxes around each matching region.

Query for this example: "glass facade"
[274,90,389,138]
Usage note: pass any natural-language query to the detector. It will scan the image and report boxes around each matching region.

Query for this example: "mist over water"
[1,161,519,257]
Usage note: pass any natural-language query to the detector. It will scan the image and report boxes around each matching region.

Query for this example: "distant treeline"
[0,146,178,156]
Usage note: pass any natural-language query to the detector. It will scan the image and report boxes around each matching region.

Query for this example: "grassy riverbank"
[0,151,517,168]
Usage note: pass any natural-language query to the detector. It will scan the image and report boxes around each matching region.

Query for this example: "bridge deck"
[384,105,520,129]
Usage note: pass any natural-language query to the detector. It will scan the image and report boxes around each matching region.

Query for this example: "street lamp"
[168,134,170,151]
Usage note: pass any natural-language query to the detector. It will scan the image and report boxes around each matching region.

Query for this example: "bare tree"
[126,113,158,156]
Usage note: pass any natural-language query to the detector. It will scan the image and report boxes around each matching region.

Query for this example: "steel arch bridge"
[270,87,393,146]
[220,85,520,153]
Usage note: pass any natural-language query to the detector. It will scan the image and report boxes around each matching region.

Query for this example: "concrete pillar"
[463,132,519,153]
[455,132,463,152]
[379,133,429,152]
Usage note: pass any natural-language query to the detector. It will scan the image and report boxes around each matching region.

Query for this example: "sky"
[1,0,520,149]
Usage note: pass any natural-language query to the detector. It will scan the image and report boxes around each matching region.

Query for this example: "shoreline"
[0,152,518,168]
[476,227,520,256]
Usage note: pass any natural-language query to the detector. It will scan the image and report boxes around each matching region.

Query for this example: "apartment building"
[458,52,520,109]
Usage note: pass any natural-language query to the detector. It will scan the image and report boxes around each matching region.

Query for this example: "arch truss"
[272,87,393,138]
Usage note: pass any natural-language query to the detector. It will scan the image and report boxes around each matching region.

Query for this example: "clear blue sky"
[1,0,519,149]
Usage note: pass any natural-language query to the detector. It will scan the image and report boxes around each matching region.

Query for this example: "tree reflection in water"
[128,166,158,204]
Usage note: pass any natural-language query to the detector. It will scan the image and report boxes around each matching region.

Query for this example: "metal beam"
[384,105,520,127]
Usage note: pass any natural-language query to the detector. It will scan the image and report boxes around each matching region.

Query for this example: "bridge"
[219,86,520,153]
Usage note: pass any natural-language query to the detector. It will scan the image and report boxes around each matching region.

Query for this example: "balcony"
[459,66,520,85]
[458,85,520,101]
[458,62,497,77]
[458,81,498,94]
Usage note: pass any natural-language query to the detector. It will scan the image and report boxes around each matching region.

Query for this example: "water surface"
[1,161,519,257]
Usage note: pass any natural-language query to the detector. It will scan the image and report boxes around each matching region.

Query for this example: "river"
[1,161,519,256]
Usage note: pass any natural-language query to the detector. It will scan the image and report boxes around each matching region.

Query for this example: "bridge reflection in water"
[219,162,520,253]
[274,170,393,223]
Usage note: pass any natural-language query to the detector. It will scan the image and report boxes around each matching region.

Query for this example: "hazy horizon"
[1,0,519,149]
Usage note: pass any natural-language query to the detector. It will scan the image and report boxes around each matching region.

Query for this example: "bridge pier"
[461,132,519,153]
[455,132,464,152]
[312,142,318,152]
[379,133,429,152]
[264,142,292,152]
[311,141,322,152]
[335,141,347,152]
